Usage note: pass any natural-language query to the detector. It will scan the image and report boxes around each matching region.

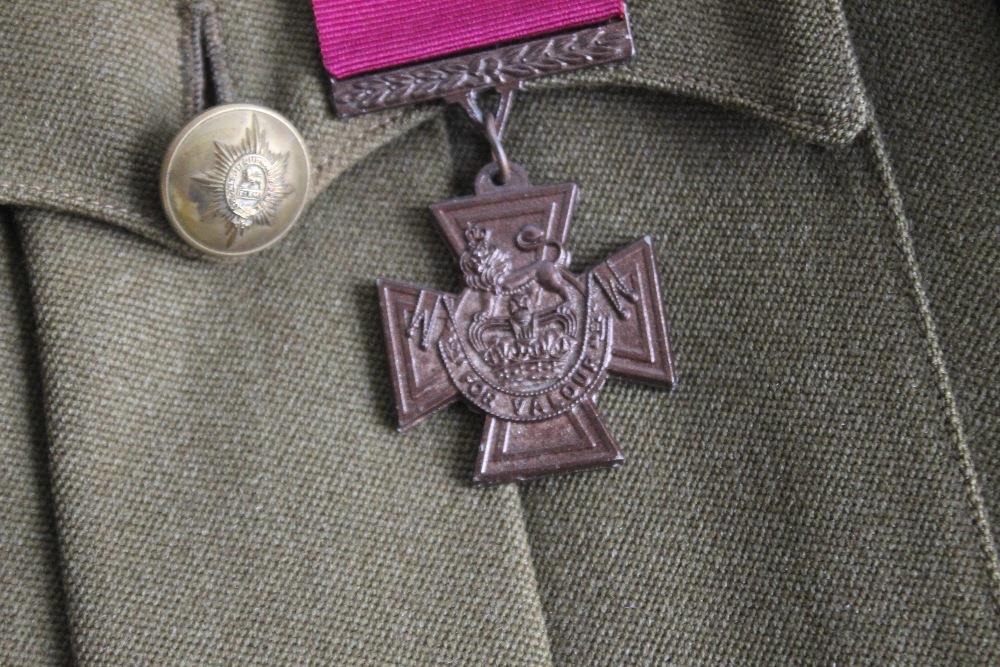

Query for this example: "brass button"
[160,104,311,259]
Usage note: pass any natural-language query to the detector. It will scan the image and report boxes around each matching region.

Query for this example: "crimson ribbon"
[312,0,625,79]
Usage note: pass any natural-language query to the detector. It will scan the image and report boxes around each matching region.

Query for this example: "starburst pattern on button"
[194,115,293,244]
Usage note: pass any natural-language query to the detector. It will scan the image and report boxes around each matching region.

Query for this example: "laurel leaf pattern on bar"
[332,22,633,115]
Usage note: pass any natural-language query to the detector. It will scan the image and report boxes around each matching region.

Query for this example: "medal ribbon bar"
[312,0,633,116]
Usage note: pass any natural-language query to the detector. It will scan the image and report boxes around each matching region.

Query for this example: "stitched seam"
[533,70,867,143]
[0,181,156,220]
[674,0,867,140]
[532,69,868,145]
[0,181,197,258]
[533,0,869,144]
[867,123,1000,614]
[312,113,407,174]
[834,0,1000,612]
[644,73,867,140]
[309,109,438,199]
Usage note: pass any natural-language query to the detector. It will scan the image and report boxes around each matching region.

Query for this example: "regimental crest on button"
[161,104,311,259]
[378,164,676,485]
[194,115,293,234]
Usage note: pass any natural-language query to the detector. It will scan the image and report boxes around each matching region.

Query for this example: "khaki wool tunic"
[2,0,999,664]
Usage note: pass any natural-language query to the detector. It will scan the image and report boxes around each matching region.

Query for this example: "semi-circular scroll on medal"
[160,104,311,259]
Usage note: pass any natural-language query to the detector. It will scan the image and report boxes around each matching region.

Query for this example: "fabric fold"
[0,213,72,663]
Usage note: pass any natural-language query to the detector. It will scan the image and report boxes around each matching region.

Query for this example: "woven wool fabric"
[15,123,554,665]
[843,0,1000,551]
[0,217,71,663]
[486,90,999,662]
[1,0,999,664]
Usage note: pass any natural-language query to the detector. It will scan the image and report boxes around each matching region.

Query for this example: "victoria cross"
[378,168,675,485]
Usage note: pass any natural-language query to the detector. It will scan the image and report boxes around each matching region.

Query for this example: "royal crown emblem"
[378,165,675,485]
[457,222,584,393]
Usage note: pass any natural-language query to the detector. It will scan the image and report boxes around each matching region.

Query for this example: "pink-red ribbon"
[313,0,625,79]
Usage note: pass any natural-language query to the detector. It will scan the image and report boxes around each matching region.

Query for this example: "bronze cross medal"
[378,159,676,485]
